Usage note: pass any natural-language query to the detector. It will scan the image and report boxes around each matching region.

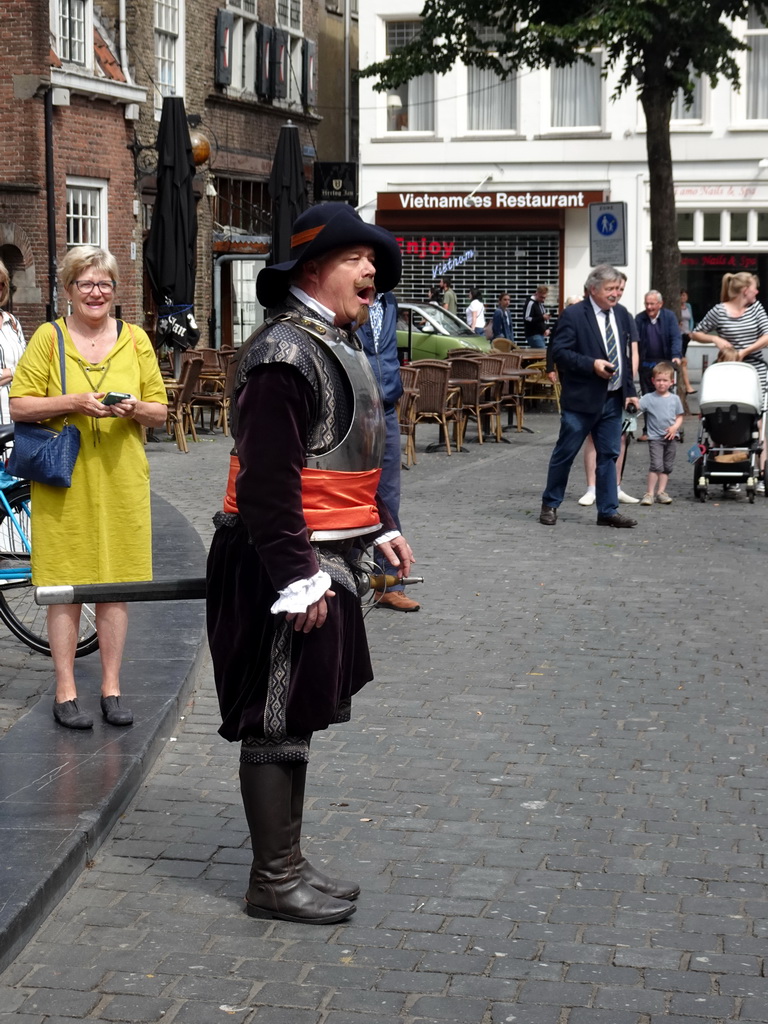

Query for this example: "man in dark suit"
[540,265,638,528]
[634,290,683,396]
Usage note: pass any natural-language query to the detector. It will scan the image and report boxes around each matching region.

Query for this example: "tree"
[361,0,768,314]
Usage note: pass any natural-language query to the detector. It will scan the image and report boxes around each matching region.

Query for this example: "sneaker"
[578,489,596,506]
[374,590,421,612]
[656,492,673,504]
[757,481,765,494]
[640,492,654,505]
[728,484,742,494]
[618,490,640,504]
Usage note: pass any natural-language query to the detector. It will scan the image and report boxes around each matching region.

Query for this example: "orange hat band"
[290,224,325,250]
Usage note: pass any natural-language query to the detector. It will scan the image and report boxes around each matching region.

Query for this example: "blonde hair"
[651,361,676,380]
[716,347,740,362]
[720,272,756,303]
[0,260,9,308]
[59,246,119,291]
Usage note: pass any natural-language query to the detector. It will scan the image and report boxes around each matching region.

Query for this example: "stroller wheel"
[693,459,707,501]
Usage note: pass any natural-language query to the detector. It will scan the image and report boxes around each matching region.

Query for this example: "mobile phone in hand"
[102,392,132,406]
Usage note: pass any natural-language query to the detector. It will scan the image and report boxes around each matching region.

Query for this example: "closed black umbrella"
[145,96,199,368]
[269,120,307,266]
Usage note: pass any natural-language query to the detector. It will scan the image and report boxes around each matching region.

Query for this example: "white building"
[358,2,768,332]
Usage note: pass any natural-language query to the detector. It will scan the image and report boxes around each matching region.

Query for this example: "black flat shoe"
[53,699,93,729]
[100,695,133,726]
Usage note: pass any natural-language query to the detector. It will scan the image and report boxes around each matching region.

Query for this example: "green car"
[396,302,492,361]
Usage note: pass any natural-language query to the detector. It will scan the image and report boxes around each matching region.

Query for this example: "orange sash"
[223,455,381,531]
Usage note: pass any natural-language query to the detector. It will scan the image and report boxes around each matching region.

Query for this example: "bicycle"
[0,423,99,657]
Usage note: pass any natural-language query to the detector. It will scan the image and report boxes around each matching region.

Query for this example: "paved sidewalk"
[2,412,768,1024]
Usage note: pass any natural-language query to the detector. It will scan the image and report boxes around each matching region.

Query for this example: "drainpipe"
[344,0,351,161]
[44,87,57,319]
[118,0,130,83]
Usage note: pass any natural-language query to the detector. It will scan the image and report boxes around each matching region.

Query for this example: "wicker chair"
[398,364,420,468]
[491,337,514,352]
[166,356,203,452]
[410,359,464,455]
[495,351,525,431]
[523,359,561,412]
[448,357,501,444]
[191,353,238,435]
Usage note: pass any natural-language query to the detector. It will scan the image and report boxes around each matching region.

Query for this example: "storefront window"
[759,211,768,241]
[677,212,694,242]
[703,212,721,242]
[730,212,749,242]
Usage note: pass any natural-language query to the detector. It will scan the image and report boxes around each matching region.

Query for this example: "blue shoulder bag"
[8,322,81,487]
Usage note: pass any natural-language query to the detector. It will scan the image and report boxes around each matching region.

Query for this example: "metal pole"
[36,578,207,606]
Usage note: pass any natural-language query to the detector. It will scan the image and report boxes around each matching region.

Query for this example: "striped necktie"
[603,310,621,388]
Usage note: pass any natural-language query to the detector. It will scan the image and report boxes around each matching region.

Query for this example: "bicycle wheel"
[0,483,99,658]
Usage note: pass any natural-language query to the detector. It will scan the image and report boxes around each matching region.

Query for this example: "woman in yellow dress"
[10,246,168,729]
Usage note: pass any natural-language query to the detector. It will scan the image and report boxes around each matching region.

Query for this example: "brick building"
[0,0,327,348]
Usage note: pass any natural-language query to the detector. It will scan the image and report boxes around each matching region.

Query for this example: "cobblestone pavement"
[3,409,768,1024]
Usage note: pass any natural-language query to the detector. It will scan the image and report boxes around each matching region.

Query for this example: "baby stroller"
[692,361,767,503]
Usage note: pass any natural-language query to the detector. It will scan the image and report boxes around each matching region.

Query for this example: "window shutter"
[272,29,289,100]
[302,39,317,107]
[257,23,273,96]
[215,10,234,86]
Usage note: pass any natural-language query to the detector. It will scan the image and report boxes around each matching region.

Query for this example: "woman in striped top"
[0,260,26,426]
[691,272,768,485]
[691,273,768,393]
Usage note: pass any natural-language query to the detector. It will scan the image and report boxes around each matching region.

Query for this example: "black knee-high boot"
[239,762,355,924]
[291,761,361,901]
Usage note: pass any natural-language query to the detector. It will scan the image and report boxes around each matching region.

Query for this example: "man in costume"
[206,204,414,925]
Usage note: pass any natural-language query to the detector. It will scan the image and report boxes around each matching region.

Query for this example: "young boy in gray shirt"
[638,361,684,505]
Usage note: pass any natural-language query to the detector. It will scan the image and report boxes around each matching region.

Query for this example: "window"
[677,207,768,245]
[227,0,258,93]
[703,211,721,242]
[731,212,749,242]
[275,0,304,104]
[66,180,107,248]
[551,53,602,128]
[671,78,703,121]
[214,177,271,236]
[277,0,301,31]
[677,212,694,242]
[746,5,768,119]
[155,0,183,110]
[59,0,87,64]
[385,22,434,131]
[467,65,516,131]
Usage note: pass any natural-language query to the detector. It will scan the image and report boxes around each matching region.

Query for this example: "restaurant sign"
[382,189,603,211]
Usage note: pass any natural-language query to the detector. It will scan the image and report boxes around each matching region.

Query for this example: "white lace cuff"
[374,530,401,546]
[270,570,332,615]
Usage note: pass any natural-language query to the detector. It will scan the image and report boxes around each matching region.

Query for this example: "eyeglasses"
[73,280,116,295]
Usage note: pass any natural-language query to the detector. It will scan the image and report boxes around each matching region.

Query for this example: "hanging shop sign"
[314,162,357,204]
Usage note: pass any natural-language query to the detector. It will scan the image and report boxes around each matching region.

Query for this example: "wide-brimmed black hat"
[257,203,402,308]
